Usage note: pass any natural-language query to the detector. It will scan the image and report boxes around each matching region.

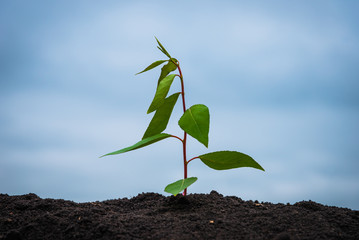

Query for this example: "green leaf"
[147,74,177,114]
[198,151,265,171]
[143,93,180,139]
[164,177,198,196]
[157,46,170,58]
[157,59,178,84]
[178,104,210,147]
[136,60,167,75]
[100,133,172,157]
[155,37,171,58]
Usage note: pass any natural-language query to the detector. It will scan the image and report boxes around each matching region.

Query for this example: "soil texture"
[1,191,358,239]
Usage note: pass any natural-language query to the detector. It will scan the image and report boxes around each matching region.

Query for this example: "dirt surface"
[1,191,358,240]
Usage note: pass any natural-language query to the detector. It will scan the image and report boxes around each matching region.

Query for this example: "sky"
[1,0,358,210]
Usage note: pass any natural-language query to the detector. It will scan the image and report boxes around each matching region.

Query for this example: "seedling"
[101,38,264,196]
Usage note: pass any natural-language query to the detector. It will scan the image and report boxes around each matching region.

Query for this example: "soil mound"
[1,191,358,239]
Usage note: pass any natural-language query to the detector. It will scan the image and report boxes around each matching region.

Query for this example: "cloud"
[1,0,358,210]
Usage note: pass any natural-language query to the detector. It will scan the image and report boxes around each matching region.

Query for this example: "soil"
[1,191,358,240]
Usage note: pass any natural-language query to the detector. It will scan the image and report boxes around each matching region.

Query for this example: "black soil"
[1,191,358,240]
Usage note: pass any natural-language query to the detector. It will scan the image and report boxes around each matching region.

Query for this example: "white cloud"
[1,0,358,210]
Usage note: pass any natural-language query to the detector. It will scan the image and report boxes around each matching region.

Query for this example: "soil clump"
[1,191,358,239]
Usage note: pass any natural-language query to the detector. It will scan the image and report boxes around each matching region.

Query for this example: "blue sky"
[1,0,358,210]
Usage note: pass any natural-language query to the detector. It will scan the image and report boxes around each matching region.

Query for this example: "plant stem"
[176,61,188,196]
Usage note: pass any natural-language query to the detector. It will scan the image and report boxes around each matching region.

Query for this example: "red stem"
[187,156,199,164]
[170,134,183,142]
[176,61,188,196]
[183,132,188,196]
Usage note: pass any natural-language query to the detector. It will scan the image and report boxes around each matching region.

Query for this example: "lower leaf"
[164,177,198,196]
[100,133,171,157]
[199,151,265,171]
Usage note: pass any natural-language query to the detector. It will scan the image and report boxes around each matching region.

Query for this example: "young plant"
[101,38,264,196]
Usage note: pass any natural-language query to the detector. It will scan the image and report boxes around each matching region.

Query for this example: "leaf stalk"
[187,156,199,164]
[170,134,183,142]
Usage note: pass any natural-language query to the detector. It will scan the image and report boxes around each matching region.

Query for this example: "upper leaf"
[155,37,171,58]
[147,74,177,114]
[178,104,210,147]
[100,133,172,157]
[164,177,198,196]
[136,60,168,75]
[198,151,265,171]
[157,59,178,84]
[143,93,180,139]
